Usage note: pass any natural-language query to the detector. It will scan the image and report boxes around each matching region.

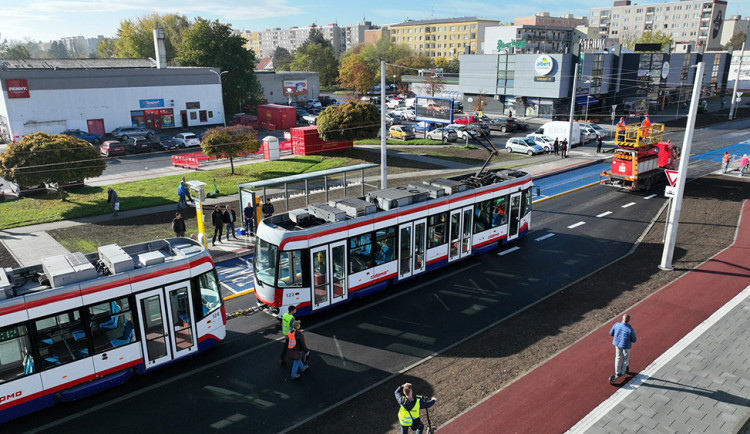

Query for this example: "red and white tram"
[253,169,533,316]
[0,238,226,423]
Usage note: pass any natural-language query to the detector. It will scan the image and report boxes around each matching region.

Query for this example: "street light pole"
[567,62,579,153]
[380,60,387,189]
[585,95,590,124]
[209,69,228,127]
[729,42,746,121]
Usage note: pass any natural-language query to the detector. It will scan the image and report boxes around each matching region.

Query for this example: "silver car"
[110,126,155,141]
[526,135,554,152]
[427,128,458,142]
[505,137,545,155]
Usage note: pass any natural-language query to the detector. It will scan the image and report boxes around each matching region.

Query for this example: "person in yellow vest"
[279,305,297,365]
[287,321,309,379]
[395,382,436,434]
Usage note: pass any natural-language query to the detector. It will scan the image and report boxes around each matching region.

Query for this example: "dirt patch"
[289,175,750,433]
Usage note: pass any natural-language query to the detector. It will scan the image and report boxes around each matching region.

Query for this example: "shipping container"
[257,104,297,131]
[290,126,352,156]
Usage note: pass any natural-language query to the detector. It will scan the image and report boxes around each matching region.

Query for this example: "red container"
[257,104,296,131]
[290,126,352,156]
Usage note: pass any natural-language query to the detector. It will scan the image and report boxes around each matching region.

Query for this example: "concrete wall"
[458,55,499,95]
[255,71,320,105]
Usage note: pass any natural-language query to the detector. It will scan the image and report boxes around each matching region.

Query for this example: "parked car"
[454,115,484,126]
[110,126,155,141]
[505,137,545,155]
[580,123,605,139]
[586,123,608,138]
[9,182,48,197]
[386,99,401,109]
[526,135,554,152]
[60,129,103,145]
[426,128,458,142]
[393,108,416,121]
[173,132,201,148]
[465,122,490,136]
[99,140,126,157]
[302,113,318,125]
[319,96,337,106]
[412,121,439,134]
[386,112,403,124]
[513,119,530,131]
[296,107,312,121]
[151,136,179,151]
[452,101,464,113]
[123,137,152,153]
[445,123,479,140]
[304,99,322,109]
[485,117,517,133]
[388,125,415,140]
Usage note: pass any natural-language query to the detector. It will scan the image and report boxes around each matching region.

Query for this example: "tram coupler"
[225,304,271,320]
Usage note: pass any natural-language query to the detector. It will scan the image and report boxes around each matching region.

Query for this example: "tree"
[290,30,340,87]
[200,126,260,174]
[48,41,69,59]
[623,30,673,51]
[424,72,445,96]
[339,54,377,94]
[177,18,264,120]
[0,133,105,200]
[272,47,294,71]
[472,93,487,113]
[445,57,460,74]
[111,13,190,61]
[317,101,379,141]
[726,32,746,50]
[0,42,31,59]
[97,38,116,58]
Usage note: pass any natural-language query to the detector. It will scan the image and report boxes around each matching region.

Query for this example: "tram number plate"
[664,186,677,198]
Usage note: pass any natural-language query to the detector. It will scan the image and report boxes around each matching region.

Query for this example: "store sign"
[534,76,555,82]
[497,40,526,51]
[661,61,670,79]
[534,56,554,76]
[139,99,164,108]
[6,79,30,98]
[283,79,308,96]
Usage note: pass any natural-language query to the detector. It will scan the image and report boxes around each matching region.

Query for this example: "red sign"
[665,169,679,187]
[6,79,30,98]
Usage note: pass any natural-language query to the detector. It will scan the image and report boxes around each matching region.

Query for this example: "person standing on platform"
[172,212,186,237]
[596,135,603,153]
[211,205,224,246]
[279,306,297,365]
[609,314,637,380]
[553,138,560,156]
[262,198,274,218]
[616,117,626,142]
[722,152,731,174]
[561,139,568,158]
[243,201,256,236]
[223,204,238,241]
[395,383,437,434]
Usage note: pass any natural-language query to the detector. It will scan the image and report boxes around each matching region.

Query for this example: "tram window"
[474,199,493,233]
[88,297,135,354]
[375,227,396,264]
[492,196,508,227]
[349,233,373,273]
[34,309,89,370]
[522,188,532,216]
[0,324,35,381]
[428,212,447,249]
[255,239,279,287]
[194,271,222,317]
[278,251,303,287]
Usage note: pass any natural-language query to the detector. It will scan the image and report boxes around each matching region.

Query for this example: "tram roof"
[237,163,378,190]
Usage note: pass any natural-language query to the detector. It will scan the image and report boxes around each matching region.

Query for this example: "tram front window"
[255,239,279,287]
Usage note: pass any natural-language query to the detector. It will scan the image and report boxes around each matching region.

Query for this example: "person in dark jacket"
[596,135,603,153]
[553,138,559,156]
[107,187,119,217]
[262,198,274,218]
[172,212,186,237]
[243,201,255,236]
[609,314,637,380]
[211,205,224,246]
[223,204,238,241]
[395,383,436,434]
[561,139,568,158]
[287,321,309,379]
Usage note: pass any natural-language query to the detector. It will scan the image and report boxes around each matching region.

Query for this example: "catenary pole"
[567,62,579,155]
[729,42,745,121]
[380,60,387,189]
[659,62,704,270]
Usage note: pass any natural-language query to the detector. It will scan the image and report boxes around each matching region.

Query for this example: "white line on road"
[535,233,556,242]
[433,293,450,311]
[596,211,613,218]
[498,246,520,256]
[220,282,238,294]
[333,335,347,367]
[622,202,636,208]
[568,222,586,229]
[644,194,657,200]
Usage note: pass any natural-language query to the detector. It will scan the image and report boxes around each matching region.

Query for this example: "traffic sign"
[664,185,677,198]
[665,169,679,187]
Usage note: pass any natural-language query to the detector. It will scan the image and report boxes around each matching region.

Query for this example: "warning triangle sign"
[665,169,679,187]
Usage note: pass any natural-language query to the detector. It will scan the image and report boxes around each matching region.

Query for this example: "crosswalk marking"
[597,211,612,218]
[622,202,636,208]
[568,221,586,229]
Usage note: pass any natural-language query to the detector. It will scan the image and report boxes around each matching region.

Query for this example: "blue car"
[412,121,439,134]
[60,129,103,145]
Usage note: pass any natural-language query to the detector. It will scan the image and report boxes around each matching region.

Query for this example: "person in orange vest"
[640,114,652,141]
[616,117,626,142]
[721,152,731,174]
[287,321,309,379]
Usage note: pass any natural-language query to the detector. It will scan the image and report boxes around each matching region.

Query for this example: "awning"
[441,91,463,100]
[576,96,599,106]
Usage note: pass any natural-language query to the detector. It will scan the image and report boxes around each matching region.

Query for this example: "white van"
[531,122,581,147]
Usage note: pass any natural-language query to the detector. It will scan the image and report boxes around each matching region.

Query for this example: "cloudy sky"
[1,0,747,42]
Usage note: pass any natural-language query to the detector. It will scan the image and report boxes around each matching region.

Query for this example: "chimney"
[153,25,167,69]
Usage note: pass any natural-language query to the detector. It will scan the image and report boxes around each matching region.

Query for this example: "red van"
[100,140,126,157]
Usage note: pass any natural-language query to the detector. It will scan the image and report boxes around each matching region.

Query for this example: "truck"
[531,121,581,147]
[599,122,678,191]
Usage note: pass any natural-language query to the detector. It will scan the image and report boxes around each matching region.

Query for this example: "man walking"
[553,138,559,156]
[395,383,437,434]
[561,139,568,159]
[721,152,731,174]
[739,154,748,177]
[243,201,256,237]
[609,314,637,382]
[286,321,310,380]
[211,205,224,246]
[107,187,119,217]
[279,306,297,365]
[596,135,603,153]
[177,181,188,208]
[172,212,186,237]
[224,204,238,241]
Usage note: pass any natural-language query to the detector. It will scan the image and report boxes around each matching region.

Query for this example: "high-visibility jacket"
[282,312,294,336]
[287,330,297,349]
[398,398,421,427]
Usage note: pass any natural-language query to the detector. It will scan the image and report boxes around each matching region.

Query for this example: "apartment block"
[388,17,500,59]
[514,12,588,28]
[241,21,379,58]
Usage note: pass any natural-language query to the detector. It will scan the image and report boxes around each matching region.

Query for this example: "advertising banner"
[415,96,453,124]
[283,80,309,96]
[6,79,30,98]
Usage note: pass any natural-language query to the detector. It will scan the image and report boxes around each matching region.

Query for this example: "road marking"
[535,233,556,242]
[596,211,612,218]
[220,282,238,294]
[621,202,636,208]
[498,246,520,256]
[333,335,347,367]
[433,293,450,311]
[644,194,657,200]
[568,222,586,229]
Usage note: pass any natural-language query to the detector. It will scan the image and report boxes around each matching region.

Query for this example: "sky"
[1,0,749,43]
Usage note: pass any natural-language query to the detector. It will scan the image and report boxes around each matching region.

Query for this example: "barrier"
[170,141,291,169]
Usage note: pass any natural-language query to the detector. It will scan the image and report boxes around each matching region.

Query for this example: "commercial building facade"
[389,17,499,59]
[255,71,320,105]
[514,12,588,28]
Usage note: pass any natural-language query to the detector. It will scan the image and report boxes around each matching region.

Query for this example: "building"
[514,12,588,28]
[364,28,389,45]
[720,15,750,47]
[388,17,499,59]
[255,71,320,106]
[0,58,224,141]
[242,21,379,58]
[484,25,575,55]
[589,0,728,51]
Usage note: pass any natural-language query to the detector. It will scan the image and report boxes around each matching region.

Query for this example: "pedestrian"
[243,201,256,236]
[609,314,637,381]
[223,204,238,241]
[553,138,559,156]
[181,176,193,203]
[596,135,603,153]
[721,152,730,174]
[395,382,437,434]
[107,187,119,217]
[616,117,626,142]
[172,212,186,237]
[507,109,512,118]
[262,198,274,218]
[279,305,297,365]
[721,97,727,109]
[561,139,568,158]
[177,182,188,208]
[739,154,748,177]
[286,321,310,379]
[211,205,224,246]
[640,114,651,141]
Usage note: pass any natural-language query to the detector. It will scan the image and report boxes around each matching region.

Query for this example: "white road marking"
[498,246,520,256]
[220,282,239,294]
[535,233,556,242]
[596,211,612,218]
[568,222,586,229]
[621,202,636,208]
[644,194,657,200]
[333,335,347,367]
[433,293,451,311]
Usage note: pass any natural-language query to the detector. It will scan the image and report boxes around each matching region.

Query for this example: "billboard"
[6,79,30,98]
[283,79,309,96]
[414,96,453,124]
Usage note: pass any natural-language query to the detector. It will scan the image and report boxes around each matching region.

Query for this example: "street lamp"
[209,69,228,127]
[584,95,591,124]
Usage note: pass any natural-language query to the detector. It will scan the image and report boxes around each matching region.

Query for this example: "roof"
[255,57,274,71]
[237,163,378,190]
[390,17,499,27]
[0,58,156,70]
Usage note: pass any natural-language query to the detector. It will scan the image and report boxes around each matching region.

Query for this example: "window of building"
[636,8,643,13]
[471,24,476,29]
[636,17,643,21]
[451,26,455,31]
[635,25,641,30]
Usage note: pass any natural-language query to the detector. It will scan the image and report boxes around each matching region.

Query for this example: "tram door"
[398,219,427,279]
[311,241,348,311]
[507,192,522,242]
[448,206,474,263]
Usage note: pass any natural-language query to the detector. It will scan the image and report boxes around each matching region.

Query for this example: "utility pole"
[380,60,387,189]
[567,62,579,154]
[729,42,745,121]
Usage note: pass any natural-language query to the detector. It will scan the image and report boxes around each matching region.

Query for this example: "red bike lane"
[440,200,750,434]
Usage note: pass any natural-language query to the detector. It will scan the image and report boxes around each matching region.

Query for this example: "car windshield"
[185,134,197,139]
[522,138,536,146]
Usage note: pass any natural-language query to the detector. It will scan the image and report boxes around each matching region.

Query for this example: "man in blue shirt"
[609,314,637,379]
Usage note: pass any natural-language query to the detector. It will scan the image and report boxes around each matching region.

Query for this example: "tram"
[0,238,226,423]
[253,168,533,316]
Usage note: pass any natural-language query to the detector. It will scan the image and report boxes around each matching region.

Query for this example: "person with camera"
[395,382,436,434]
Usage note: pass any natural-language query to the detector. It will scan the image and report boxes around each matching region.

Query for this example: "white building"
[720,15,750,47]
[243,21,379,58]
